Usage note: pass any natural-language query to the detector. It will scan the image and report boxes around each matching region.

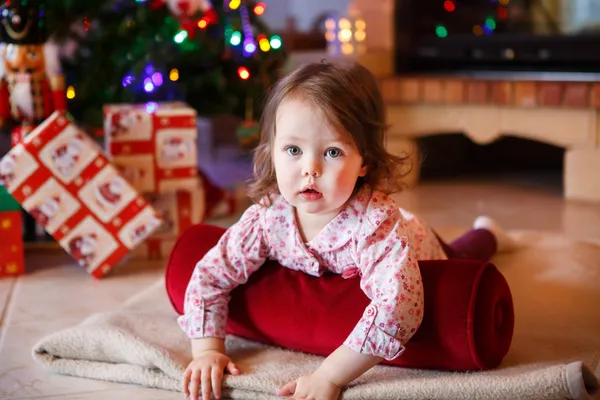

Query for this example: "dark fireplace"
[395,0,600,77]
[417,134,564,185]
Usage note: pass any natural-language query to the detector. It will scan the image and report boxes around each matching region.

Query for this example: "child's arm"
[315,345,382,386]
[277,346,381,399]
[179,205,268,400]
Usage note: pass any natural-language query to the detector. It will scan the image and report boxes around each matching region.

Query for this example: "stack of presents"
[0,103,242,279]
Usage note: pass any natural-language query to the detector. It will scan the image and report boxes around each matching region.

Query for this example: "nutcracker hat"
[0,0,47,45]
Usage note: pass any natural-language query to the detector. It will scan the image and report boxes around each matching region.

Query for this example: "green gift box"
[0,185,21,212]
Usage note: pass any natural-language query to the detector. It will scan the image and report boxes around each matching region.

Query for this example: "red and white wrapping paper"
[131,176,206,260]
[0,111,163,278]
[104,102,198,194]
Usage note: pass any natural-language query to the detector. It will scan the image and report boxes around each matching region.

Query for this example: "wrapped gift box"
[0,111,163,278]
[131,176,206,260]
[104,102,198,194]
[0,186,24,277]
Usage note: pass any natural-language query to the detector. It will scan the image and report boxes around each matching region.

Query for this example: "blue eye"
[326,148,342,158]
[286,146,302,156]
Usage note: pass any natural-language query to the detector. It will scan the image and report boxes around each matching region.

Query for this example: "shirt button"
[366,305,376,316]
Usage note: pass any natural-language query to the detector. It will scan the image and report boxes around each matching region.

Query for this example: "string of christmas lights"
[435,0,509,38]
[67,0,283,101]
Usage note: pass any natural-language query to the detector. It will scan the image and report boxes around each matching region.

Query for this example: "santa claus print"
[52,135,84,177]
[161,136,192,164]
[129,217,162,245]
[95,176,126,209]
[117,165,145,186]
[68,233,98,268]
[0,155,16,187]
[110,110,142,138]
[30,196,61,226]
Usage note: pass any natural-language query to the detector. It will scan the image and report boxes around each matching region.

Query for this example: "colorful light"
[144,78,155,92]
[270,35,282,49]
[239,3,256,57]
[230,31,242,46]
[122,75,134,87]
[151,72,163,86]
[499,0,510,5]
[338,29,352,42]
[238,67,250,80]
[253,2,266,16]
[244,40,256,54]
[435,25,448,38]
[229,0,240,10]
[259,37,271,52]
[325,18,336,30]
[338,18,351,30]
[341,43,354,55]
[485,18,496,30]
[174,30,188,43]
[66,85,75,99]
[497,7,508,19]
[197,18,208,29]
[444,1,455,12]
[473,25,484,36]
[169,68,179,81]
[145,102,158,113]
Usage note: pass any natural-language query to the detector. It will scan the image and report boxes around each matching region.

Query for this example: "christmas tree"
[43,0,287,128]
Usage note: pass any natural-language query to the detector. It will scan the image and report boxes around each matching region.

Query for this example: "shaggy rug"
[32,230,600,399]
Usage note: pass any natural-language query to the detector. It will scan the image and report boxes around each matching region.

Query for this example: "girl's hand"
[277,373,342,400]
[182,350,240,400]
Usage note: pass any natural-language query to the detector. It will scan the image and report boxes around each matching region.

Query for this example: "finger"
[182,368,192,397]
[190,369,201,400]
[201,367,212,400]
[226,362,241,375]
[277,380,297,396]
[211,365,224,400]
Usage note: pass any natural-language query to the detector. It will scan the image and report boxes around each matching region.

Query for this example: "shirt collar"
[266,185,374,254]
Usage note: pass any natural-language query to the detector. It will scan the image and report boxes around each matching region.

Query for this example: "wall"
[262,0,350,32]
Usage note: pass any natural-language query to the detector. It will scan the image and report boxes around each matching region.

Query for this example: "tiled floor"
[1,174,599,399]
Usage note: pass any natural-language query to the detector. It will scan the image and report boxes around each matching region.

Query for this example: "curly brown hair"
[247,60,413,206]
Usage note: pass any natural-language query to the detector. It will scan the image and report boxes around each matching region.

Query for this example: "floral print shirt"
[178,186,447,360]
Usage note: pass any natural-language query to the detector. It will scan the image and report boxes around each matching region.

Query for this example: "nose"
[302,159,321,178]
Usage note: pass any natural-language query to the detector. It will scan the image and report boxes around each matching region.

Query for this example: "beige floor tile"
[0,252,166,399]
[0,277,16,327]
[393,178,600,242]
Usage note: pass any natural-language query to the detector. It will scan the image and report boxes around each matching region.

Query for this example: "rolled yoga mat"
[166,224,514,371]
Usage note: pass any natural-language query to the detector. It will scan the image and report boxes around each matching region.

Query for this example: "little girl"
[179,61,517,400]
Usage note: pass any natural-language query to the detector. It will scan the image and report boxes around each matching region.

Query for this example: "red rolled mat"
[166,224,514,371]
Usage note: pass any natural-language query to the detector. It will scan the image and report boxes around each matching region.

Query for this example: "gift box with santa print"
[0,186,25,277]
[104,102,198,194]
[0,111,163,278]
[130,176,206,260]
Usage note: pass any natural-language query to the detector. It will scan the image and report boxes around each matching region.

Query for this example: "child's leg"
[436,216,519,262]
[437,228,498,261]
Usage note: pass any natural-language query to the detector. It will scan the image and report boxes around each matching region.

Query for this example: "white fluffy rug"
[32,230,600,399]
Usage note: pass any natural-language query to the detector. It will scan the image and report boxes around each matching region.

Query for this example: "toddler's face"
[273,98,367,220]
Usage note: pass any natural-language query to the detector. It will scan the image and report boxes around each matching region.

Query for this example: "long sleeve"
[343,211,424,360]
[177,204,269,339]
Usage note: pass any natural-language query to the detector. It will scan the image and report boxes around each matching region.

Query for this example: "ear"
[359,163,368,177]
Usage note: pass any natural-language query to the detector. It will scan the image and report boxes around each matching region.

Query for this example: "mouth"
[300,185,323,200]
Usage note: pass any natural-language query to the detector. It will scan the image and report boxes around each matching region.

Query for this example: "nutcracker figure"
[0,0,66,241]
[0,0,66,145]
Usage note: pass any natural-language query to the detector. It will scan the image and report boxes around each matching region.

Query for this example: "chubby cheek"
[274,156,296,194]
